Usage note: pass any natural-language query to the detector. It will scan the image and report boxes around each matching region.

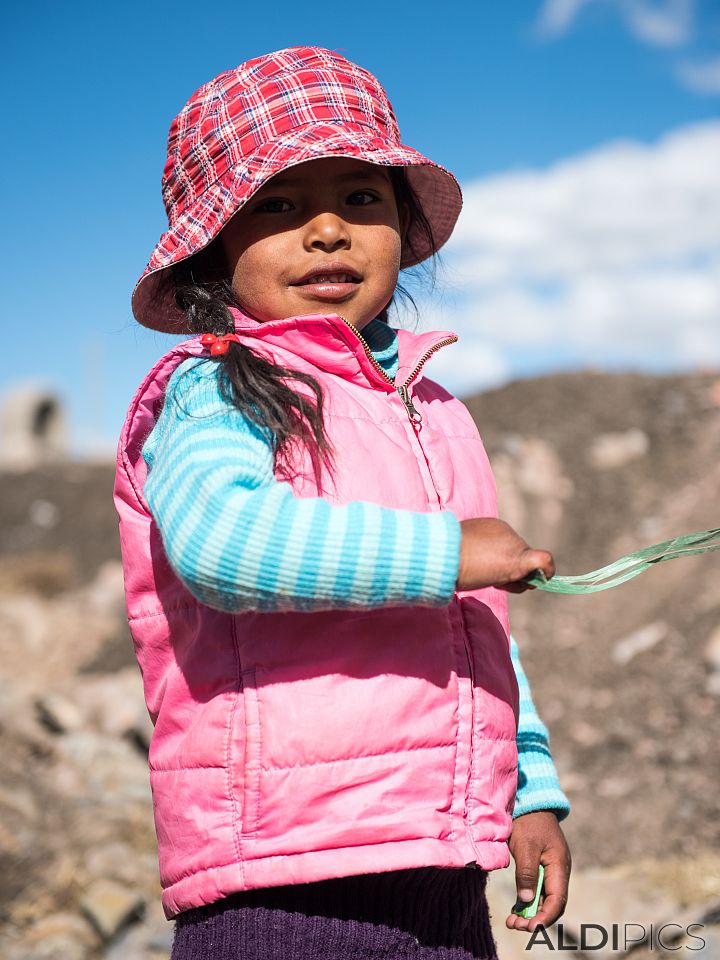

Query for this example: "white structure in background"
[0,384,68,470]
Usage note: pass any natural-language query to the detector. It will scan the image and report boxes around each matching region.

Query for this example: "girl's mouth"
[291,272,361,301]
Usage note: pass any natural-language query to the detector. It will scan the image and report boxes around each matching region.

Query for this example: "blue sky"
[1,0,718,453]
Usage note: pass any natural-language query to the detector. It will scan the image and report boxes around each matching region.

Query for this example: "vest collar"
[228,306,458,391]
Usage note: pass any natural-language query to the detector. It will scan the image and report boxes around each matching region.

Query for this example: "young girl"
[115,46,571,960]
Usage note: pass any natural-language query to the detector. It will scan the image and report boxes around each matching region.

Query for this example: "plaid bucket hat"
[133,45,463,333]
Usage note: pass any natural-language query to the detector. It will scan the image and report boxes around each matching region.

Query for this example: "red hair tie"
[200,332,241,356]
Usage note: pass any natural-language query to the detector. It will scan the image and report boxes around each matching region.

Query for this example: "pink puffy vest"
[114,308,519,919]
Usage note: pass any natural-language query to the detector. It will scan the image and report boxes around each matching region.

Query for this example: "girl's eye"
[347,190,380,206]
[255,198,293,213]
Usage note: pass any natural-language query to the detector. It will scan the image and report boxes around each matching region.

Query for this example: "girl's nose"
[304,211,351,252]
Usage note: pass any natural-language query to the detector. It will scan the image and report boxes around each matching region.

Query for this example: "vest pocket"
[231,607,462,855]
[458,595,518,845]
[233,665,262,838]
[459,595,518,738]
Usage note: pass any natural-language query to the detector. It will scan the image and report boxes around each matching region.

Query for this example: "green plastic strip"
[524,527,720,594]
[512,863,545,919]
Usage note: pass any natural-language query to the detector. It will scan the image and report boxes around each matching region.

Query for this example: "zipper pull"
[397,384,423,424]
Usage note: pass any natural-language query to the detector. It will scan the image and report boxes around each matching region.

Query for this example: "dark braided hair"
[171,167,437,489]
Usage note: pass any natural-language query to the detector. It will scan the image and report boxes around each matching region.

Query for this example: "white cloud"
[624,0,693,46]
[406,122,720,397]
[447,123,719,284]
[535,0,592,38]
[676,56,720,94]
[536,0,693,46]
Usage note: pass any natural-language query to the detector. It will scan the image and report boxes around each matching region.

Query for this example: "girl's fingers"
[524,892,567,932]
[525,848,570,932]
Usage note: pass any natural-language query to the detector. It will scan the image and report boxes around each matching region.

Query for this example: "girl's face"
[219,157,407,331]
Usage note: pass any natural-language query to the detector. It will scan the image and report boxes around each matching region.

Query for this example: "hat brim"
[132,122,462,333]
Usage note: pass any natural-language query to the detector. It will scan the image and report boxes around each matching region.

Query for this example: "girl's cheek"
[231,244,271,290]
[229,253,289,322]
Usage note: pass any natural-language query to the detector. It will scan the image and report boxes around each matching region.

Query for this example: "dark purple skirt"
[170,866,498,960]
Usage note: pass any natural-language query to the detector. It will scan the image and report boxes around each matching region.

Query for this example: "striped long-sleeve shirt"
[142,318,569,821]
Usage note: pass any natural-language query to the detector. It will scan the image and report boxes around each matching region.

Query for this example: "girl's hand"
[457,518,555,592]
[506,810,572,933]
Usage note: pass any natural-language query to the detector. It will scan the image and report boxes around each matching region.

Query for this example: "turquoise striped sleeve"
[511,634,570,821]
[142,357,461,613]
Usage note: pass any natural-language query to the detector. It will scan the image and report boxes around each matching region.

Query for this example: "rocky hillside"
[467,370,720,868]
[0,370,719,959]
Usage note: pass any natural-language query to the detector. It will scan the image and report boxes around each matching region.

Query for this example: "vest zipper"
[397,384,423,424]
[461,620,483,864]
[336,317,480,856]
[337,316,457,425]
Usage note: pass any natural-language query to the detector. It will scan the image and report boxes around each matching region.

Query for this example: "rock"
[80,879,145,943]
[148,924,176,952]
[84,842,144,887]
[73,668,148,739]
[104,897,174,960]
[612,621,667,665]
[702,626,720,695]
[28,499,60,529]
[0,593,52,655]
[592,689,615,710]
[24,911,97,959]
[663,897,720,954]
[26,941,90,960]
[596,776,633,798]
[55,730,151,802]
[128,709,154,752]
[556,769,588,793]
[684,922,720,956]
[84,560,125,615]
[588,428,650,469]
[35,692,84,734]
[570,720,604,746]
[0,782,40,823]
[705,626,720,671]
[508,437,574,500]
[0,587,122,692]
[492,435,573,546]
